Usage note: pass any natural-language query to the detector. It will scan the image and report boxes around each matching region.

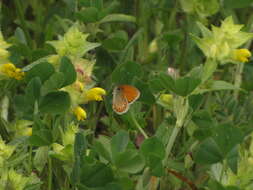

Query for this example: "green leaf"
[29,129,53,146]
[59,57,77,87]
[195,80,241,94]
[75,7,99,23]
[189,94,204,111]
[115,149,145,174]
[226,186,241,190]
[105,183,123,190]
[94,140,112,163]
[80,163,114,187]
[194,138,223,164]
[100,14,136,24]
[149,73,175,94]
[39,91,71,114]
[103,31,128,51]
[112,61,142,84]
[226,146,238,174]
[25,77,41,104]
[111,130,129,160]
[134,80,155,105]
[14,27,27,45]
[224,0,253,9]
[41,72,65,95]
[33,146,49,172]
[192,110,214,128]
[213,124,243,156]
[25,62,55,83]
[140,137,165,159]
[147,155,164,177]
[208,180,226,190]
[174,77,201,96]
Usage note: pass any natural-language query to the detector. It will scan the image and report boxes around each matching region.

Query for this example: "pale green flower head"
[0,139,15,161]
[48,24,100,59]
[192,16,253,64]
[212,17,253,48]
[0,169,29,190]
[61,123,78,146]
[227,151,253,190]
[0,31,11,64]
[0,32,11,50]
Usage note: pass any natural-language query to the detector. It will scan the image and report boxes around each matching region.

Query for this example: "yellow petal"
[73,106,87,121]
[85,87,106,102]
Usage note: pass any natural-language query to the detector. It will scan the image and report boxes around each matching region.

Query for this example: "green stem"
[234,63,244,98]
[1,95,9,121]
[130,111,148,139]
[163,121,182,165]
[14,0,33,47]
[28,145,33,173]
[48,155,52,190]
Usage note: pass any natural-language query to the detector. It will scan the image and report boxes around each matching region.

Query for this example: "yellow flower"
[0,63,24,80]
[85,87,106,101]
[73,106,87,121]
[232,48,251,63]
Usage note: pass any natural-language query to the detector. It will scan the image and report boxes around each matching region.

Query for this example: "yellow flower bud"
[85,87,106,102]
[23,127,32,136]
[149,39,158,54]
[232,48,251,63]
[159,94,173,105]
[73,106,87,121]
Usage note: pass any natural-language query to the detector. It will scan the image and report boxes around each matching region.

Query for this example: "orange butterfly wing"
[112,86,129,114]
[119,85,140,104]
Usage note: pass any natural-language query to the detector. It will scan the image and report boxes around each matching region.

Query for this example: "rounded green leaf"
[140,137,165,159]
[39,91,71,114]
[25,62,55,83]
[59,56,77,87]
[194,138,223,164]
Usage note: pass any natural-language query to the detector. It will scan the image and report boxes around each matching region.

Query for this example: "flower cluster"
[0,63,24,80]
[51,124,78,162]
[0,32,24,80]
[48,25,100,60]
[192,16,253,64]
[47,25,105,121]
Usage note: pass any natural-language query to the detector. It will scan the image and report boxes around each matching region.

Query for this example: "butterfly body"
[112,85,140,114]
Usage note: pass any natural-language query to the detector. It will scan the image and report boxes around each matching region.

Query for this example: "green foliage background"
[1,0,253,190]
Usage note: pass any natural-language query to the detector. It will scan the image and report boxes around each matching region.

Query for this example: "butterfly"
[112,85,140,114]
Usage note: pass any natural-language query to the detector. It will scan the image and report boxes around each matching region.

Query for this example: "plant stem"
[234,62,244,99]
[131,111,148,139]
[48,155,52,190]
[1,95,9,121]
[163,121,182,165]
